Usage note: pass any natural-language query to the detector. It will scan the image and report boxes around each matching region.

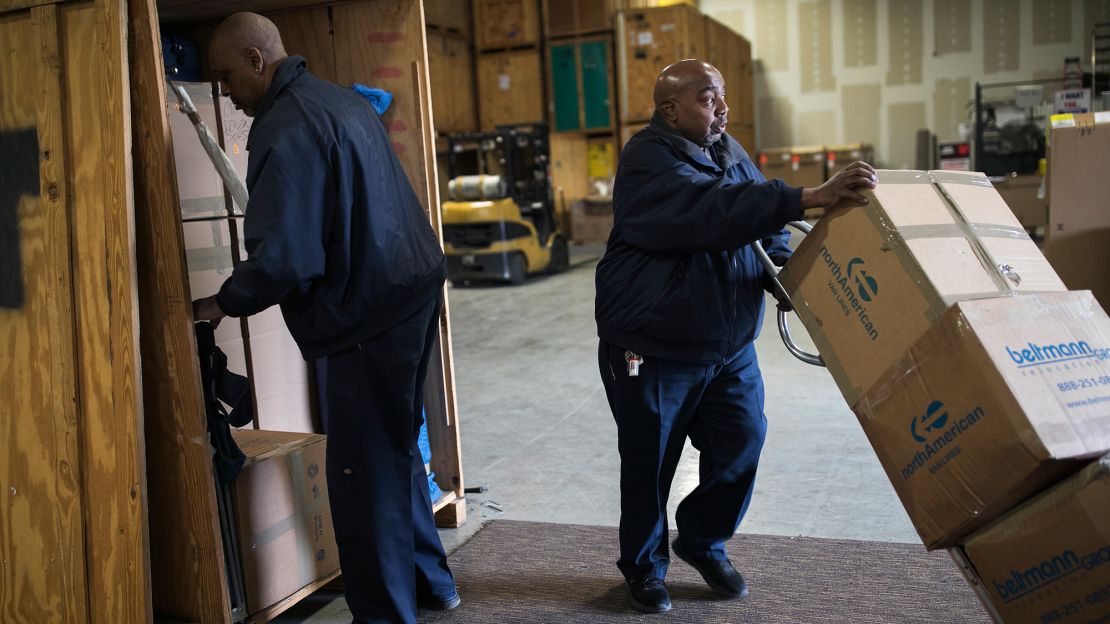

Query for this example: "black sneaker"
[672,538,749,598]
[418,590,461,611]
[628,577,672,613]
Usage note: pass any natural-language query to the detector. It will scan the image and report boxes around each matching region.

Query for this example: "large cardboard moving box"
[780,169,1067,406]
[231,430,338,615]
[855,291,1110,548]
[952,453,1110,624]
[1046,112,1110,310]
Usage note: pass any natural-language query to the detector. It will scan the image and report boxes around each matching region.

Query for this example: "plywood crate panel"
[478,48,545,130]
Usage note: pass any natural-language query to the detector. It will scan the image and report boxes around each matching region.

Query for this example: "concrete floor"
[275,243,919,622]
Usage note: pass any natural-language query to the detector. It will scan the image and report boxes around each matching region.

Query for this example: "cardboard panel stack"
[704,14,754,149]
[168,81,317,434]
[992,174,1047,230]
[1045,112,1110,310]
[778,169,1110,620]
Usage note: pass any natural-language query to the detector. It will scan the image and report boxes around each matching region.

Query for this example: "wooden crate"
[550,134,590,230]
[543,0,696,39]
[477,49,545,130]
[427,31,478,133]
[473,0,540,50]
[620,121,650,148]
[136,1,467,622]
[616,4,705,123]
[704,15,753,134]
[424,0,470,35]
[0,1,149,621]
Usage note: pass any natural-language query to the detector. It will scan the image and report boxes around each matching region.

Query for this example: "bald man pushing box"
[191,13,458,624]
[595,60,877,613]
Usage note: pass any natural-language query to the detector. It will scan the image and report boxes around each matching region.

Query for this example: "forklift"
[441,122,569,285]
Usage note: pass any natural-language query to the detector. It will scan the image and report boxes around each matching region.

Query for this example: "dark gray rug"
[422,520,989,623]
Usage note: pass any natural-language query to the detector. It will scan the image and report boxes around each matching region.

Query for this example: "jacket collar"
[252,55,307,122]
[648,111,748,172]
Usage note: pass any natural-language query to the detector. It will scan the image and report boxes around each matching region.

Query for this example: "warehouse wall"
[698,0,1110,167]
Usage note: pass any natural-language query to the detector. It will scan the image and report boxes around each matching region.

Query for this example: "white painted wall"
[698,0,1110,167]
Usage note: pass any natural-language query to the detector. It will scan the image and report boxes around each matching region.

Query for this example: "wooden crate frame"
[134,0,467,622]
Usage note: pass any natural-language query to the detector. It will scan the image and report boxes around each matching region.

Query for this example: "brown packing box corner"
[826,142,874,179]
[790,145,826,188]
[779,169,1067,407]
[993,173,1047,230]
[854,291,1110,549]
[1045,111,1110,310]
[231,429,339,615]
[570,197,613,243]
[758,147,793,182]
[951,453,1110,624]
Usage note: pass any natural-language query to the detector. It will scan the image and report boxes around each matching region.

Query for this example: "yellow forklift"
[441,122,569,285]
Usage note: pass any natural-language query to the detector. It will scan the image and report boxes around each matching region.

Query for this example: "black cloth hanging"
[195,322,255,484]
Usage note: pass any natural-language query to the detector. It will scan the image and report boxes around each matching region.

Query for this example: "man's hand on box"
[801,161,877,211]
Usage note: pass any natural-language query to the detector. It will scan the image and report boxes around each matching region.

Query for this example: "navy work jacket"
[595,113,804,364]
[216,56,446,359]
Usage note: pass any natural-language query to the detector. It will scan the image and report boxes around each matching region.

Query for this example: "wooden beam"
[127,0,234,619]
[57,0,151,620]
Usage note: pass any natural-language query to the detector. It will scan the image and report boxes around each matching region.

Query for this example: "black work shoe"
[418,590,461,611]
[628,577,672,613]
[672,538,749,598]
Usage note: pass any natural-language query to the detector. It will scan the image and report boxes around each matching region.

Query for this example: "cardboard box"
[826,142,874,178]
[758,146,825,187]
[1046,112,1110,310]
[994,173,1047,229]
[571,198,613,242]
[854,291,1110,548]
[231,429,338,614]
[952,454,1110,624]
[758,147,793,183]
[790,145,825,187]
[780,169,1067,406]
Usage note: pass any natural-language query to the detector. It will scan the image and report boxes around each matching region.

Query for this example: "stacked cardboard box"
[231,430,339,614]
[779,170,1110,619]
[757,146,825,188]
[1045,112,1110,310]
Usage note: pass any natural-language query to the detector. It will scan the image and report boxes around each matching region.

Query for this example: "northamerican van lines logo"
[910,400,947,443]
[820,246,879,341]
[1005,340,1108,368]
[900,402,984,479]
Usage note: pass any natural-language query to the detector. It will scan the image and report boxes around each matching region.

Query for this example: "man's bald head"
[208,12,289,117]
[653,59,730,147]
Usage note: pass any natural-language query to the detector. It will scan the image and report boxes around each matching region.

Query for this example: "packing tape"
[288,449,316,588]
[927,171,1016,296]
[895,223,1029,241]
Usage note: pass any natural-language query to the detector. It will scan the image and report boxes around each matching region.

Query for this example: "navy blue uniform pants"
[323,297,455,623]
[599,340,768,581]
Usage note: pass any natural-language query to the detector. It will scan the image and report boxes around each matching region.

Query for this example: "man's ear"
[248,47,264,74]
[659,100,677,122]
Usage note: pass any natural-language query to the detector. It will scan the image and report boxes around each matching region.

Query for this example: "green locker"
[548,37,613,132]
[551,43,580,132]
[579,40,610,130]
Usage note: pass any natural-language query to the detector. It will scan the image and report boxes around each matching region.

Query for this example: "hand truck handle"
[752,222,825,367]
